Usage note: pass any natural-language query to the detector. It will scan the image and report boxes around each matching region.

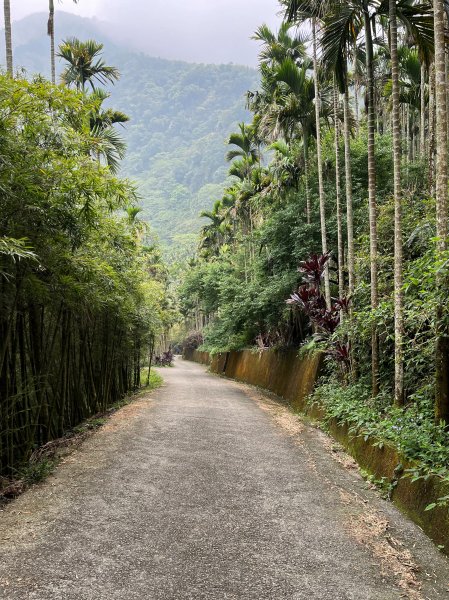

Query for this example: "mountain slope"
[3,12,258,247]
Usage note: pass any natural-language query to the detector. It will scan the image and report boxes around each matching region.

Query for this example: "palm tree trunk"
[343,82,355,296]
[303,136,311,225]
[420,63,426,157]
[48,0,56,84]
[354,42,360,135]
[3,0,13,76]
[407,105,413,163]
[434,0,449,423]
[390,0,404,406]
[333,81,344,299]
[312,18,331,308]
[428,63,436,194]
[364,6,379,397]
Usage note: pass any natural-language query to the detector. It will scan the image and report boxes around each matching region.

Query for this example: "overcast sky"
[7,0,283,66]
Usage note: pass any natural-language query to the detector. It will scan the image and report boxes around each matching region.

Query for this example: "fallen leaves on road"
[237,380,425,600]
[340,491,423,600]
[239,385,304,439]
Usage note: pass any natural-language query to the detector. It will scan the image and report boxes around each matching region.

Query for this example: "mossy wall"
[183,349,210,365]
[184,348,449,552]
[328,419,449,552]
[222,349,322,410]
[183,348,321,408]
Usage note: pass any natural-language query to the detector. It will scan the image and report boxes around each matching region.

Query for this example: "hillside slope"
[4,12,258,246]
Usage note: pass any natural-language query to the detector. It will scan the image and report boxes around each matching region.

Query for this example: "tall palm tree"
[321,2,360,298]
[362,1,380,396]
[434,0,449,423]
[57,38,119,91]
[250,23,313,224]
[333,79,344,299]
[88,89,129,173]
[420,62,426,157]
[48,1,79,84]
[312,18,331,308]
[253,21,307,67]
[392,47,423,163]
[226,124,261,270]
[226,123,260,179]
[57,48,127,174]
[273,58,323,225]
[3,0,12,75]
[428,63,436,192]
[389,0,404,406]
[48,0,56,84]
[199,201,229,257]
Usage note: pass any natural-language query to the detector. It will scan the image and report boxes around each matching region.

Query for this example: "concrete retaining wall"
[183,348,449,552]
[184,348,321,409]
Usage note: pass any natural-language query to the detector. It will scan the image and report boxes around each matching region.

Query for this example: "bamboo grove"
[0,40,170,475]
[181,0,449,455]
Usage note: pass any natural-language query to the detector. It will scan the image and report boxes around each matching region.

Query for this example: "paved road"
[1,358,448,600]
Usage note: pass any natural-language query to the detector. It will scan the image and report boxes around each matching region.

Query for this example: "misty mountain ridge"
[2,12,258,249]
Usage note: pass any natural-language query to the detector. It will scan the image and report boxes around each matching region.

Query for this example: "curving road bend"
[0,358,448,600]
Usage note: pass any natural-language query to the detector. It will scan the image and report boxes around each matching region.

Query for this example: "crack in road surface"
[0,358,448,599]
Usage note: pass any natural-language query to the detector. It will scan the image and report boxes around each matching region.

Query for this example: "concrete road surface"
[1,358,448,599]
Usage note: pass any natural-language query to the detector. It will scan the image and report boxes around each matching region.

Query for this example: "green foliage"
[21,459,58,485]
[58,37,120,91]
[0,74,168,476]
[140,369,164,390]
[108,56,258,245]
[310,378,449,508]
[6,12,259,247]
[178,11,449,519]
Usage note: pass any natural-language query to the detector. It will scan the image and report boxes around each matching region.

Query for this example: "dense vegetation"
[180,1,449,501]
[0,33,171,476]
[2,11,259,248]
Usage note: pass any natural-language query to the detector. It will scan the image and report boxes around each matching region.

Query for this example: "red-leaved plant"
[287,253,350,371]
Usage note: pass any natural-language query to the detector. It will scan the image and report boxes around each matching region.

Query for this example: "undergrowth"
[310,378,449,509]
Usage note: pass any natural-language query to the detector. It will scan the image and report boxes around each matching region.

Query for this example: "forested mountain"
[4,12,258,246]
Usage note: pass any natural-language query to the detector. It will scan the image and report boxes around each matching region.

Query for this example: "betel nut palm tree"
[3,0,12,75]
[57,37,119,92]
[49,1,79,84]
[433,0,449,423]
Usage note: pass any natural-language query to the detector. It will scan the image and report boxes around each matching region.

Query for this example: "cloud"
[8,0,282,66]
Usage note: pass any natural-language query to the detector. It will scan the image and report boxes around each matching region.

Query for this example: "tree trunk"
[303,136,311,225]
[48,0,56,84]
[354,79,360,135]
[434,0,449,423]
[407,105,413,163]
[3,0,13,75]
[364,7,379,397]
[420,63,426,157]
[343,82,355,296]
[312,19,331,308]
[429,63,436,193]
[390,0,404,406]
[333,80,344,299]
